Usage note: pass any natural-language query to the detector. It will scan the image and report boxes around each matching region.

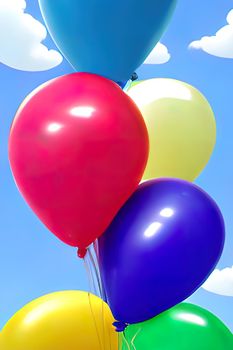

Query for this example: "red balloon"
[9,73,148,255]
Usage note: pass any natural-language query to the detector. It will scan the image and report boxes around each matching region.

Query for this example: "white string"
[122,331,131,350]
[84,245,109,350]
[131,328,141,350]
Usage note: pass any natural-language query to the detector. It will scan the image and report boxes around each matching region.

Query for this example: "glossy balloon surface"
[39,0,177,83]
[122,303,233,350]
[9,73,149,250]
[98,179,225,324]
[128,79,216,181]
[0,291,118,350]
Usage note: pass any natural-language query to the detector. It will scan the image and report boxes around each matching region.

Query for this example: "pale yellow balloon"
[128,79,216,181]
[1,291,118,350]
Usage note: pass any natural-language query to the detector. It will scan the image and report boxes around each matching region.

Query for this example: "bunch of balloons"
[1,1,232,349]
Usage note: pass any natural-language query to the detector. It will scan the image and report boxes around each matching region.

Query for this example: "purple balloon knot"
[113,321,128,332]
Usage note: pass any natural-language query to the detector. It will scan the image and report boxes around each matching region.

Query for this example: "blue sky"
[0,0,233,331]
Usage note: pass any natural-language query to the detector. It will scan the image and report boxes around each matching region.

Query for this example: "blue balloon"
[98,179,225,326]
[39,0,177,82]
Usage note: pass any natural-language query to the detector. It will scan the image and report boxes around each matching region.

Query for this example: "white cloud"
[202,266,233,297]
[0,0,63,71]
[144,42,171,64]
[189,9,233,58]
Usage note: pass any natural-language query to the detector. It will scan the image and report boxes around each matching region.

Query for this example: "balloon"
[98,179,225,325]
[129,80,141,88]
[39,0,177,83]
[0,291,118,350]
[127,78,216,181]
[122,303,233,350]
[9,73,149,255]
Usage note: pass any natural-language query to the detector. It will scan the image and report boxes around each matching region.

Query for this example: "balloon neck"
[113,321,128,332]
[77,247,87,259]
[116,72,138,90]
[131,72,138,82]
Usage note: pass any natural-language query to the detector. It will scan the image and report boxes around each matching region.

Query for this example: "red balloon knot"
[77,247,87,259]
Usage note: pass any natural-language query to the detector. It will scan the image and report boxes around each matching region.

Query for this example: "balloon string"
[107,314,113,350]
[84,256,104,350]
[87,292,104,350]
[130,328,141,350]
[123,80,132,92]
[123,72,138,92]
[85,245,111,350]
[88,247,103,298]
[89,245,107,301]
[84,251,98,295]
[118,333,121,350]
[122,331,131,350]
[87,246,107,350]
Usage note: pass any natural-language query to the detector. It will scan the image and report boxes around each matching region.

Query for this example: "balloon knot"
[77,247,87,259]
[113,321,128,332]
[131,72,138,81]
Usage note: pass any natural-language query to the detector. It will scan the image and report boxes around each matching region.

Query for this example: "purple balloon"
[98,179,225,325]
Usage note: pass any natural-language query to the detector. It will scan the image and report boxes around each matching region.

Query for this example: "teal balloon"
[122,303,233,350]
[39,0,177,83]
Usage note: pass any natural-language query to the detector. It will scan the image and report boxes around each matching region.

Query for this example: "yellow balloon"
[0,291,118,350]
[128,79,216,181]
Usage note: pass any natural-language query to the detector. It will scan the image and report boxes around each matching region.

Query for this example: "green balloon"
[122,303,233,350]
